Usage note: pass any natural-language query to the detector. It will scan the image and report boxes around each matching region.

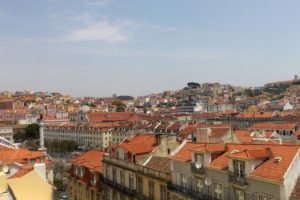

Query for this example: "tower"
[38,120,47,152]
[295,74,299,81]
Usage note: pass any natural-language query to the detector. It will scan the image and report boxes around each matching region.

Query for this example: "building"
[0,143,53,200]
[0,109,38,125]
[169,142,300,200]
[135,156,170,200]
[0,99,24,110]
[43,122,136,150]
[67,150,105,200]
[102,134,178,200]
[0,123,14,142]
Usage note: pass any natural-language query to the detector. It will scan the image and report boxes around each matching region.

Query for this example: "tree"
[25,124,40,139]
[111,100,127,112]
[187,82,200,89]
[13,132,26,142]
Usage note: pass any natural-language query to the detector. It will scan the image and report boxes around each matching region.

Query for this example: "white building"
[0,124,13,142]
[43,122,135,149]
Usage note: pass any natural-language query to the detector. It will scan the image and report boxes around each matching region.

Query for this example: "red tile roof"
[237,112,276,118]
[118,134,157,155]
[145,156,171,173]
[0,148,45,164]
[88,112,139,123]
[73,150,105,173]
[234,130,253,143]
[9,164,33,179]
[172,142,203,162]
[172,142,300,182]
[250,123,296,130]
[227,148,270,160]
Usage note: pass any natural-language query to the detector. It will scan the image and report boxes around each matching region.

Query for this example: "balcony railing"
[190,163,205,175]
[228,171,248,186]
[102,178,136,196]
[167,182,218,200]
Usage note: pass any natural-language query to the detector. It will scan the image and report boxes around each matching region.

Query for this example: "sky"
[0,0,300,97]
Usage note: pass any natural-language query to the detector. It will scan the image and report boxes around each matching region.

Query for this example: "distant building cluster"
[0,75,300,199]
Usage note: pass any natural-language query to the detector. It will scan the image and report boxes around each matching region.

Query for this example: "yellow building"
[135,156,170,200]
[67,150,105,200]
[7,170,53,200]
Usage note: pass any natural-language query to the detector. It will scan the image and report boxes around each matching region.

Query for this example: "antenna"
[3,165,9,174]
[205,178,212,186]
[195,162,202,169]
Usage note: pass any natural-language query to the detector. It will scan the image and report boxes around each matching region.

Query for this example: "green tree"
[25,124,40,139]
[54,179,65,191]
[13,132,26,142]
[111,100,127,112]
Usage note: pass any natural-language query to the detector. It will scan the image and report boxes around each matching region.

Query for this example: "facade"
[102,134,178,200]
[0,143,53,200]
[0,123,14,142]
[135,156,170,200]
[43,122,136,150]
[169,142,300,200]
[0,109,38,125]
[44,123,115,149]
[68,150,105,200]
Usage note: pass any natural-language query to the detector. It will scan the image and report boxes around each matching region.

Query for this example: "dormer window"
[195,154,204,165]
[73,166,77,175]
[80,167,85,178]
[91,173,98,186]
[74,166,80,177]
[234,161,245,178]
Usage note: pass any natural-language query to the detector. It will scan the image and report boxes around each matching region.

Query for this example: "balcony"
[167,182,218,200]
[102,177,136,196]
[190,163,205,175]
[228,171,248,186]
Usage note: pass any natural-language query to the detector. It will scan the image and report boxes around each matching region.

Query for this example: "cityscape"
[0,77,300,200]
[1,0,300,200]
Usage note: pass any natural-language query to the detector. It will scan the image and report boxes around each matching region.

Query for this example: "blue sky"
[0,0,299,96]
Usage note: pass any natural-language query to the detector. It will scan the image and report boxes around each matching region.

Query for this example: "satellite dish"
[205,178,212,186]
[3,165,9,174]
[195,162,202,169]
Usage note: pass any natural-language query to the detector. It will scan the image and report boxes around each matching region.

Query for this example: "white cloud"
[65,20,132,42]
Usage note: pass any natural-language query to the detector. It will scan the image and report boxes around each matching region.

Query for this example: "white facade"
[0,125,13,142]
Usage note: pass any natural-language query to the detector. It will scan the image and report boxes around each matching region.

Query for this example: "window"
[235,189,245,200]
[196,178,204,193]
[213,183,223,200]
[120,170,125,186]
[160,185,167,200]
[180,173,188,188]
[129,173,134,189]
[234,161,245,177]
[112,167,117,182]
[148,181,155,200]
[137,176,143,194]
[195,154,204,165]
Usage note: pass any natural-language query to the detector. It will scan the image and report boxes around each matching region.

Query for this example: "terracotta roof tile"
[145,156,171,173]
[250,123,296,130]
[172,142,300,182]
[73,150,105,173]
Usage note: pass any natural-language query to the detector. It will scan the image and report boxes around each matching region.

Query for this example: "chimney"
[0,161,8,193]
[34,162,47,181]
